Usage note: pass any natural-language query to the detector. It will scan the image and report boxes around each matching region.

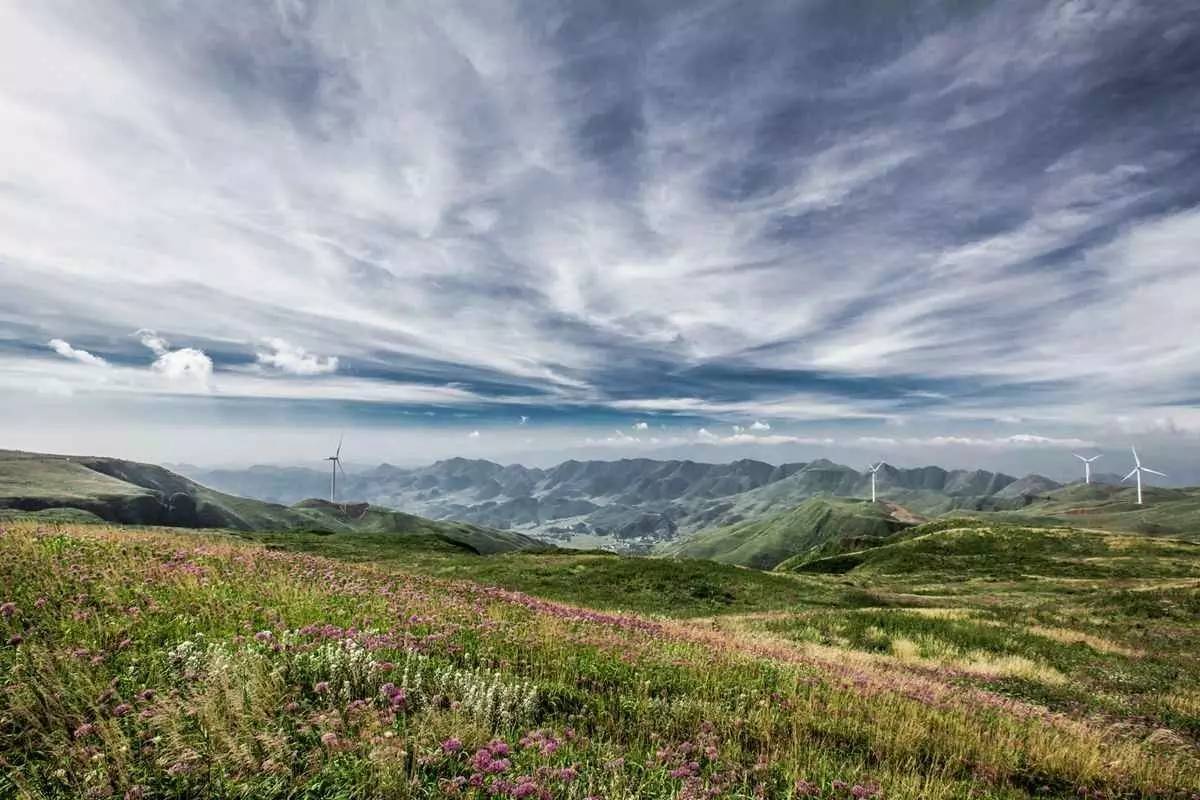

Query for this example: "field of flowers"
[2,520,1199,799]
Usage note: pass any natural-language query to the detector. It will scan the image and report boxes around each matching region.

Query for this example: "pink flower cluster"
[439,732,581,800]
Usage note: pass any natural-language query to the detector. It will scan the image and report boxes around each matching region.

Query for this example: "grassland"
[662,498,914,570]
[3,518,1200,799]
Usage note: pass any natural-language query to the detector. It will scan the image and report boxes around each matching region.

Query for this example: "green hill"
[987,483,1200,538]
[791,520,1200,580]
[662,497,916,570]
[0,450,546,555]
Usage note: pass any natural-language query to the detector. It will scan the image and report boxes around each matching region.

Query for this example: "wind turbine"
[325,436,346,503]
[1122,446,1164,506]
[1072,453,1102,484]
[866,460,886,503]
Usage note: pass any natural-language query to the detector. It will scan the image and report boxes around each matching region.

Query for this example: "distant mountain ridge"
[0,450,546,555]
[180,456,1071,551]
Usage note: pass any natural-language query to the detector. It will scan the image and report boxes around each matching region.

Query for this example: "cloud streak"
[0,1,1197,465]
[48,339,108,367]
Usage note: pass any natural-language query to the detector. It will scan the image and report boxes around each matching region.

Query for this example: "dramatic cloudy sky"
[1,1,1198,477]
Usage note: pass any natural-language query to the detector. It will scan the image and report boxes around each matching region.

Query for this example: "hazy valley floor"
[2,519,1199,799]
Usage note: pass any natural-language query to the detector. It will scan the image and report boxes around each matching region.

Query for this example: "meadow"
[2,519,1200,799]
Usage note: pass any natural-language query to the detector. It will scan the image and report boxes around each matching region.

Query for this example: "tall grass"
[1,521,1198,799]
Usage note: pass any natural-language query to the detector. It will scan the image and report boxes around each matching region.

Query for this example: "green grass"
[0,451,545,555]
[793,523,1200,579]
[3,519,1200,799]
[664,497,912,570]
[225,528,861,618]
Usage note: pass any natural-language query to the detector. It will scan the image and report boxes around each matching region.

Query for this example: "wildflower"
[74,723,96,739]
[442,737,463,754]
[254,630,273,642]
[7,634,22,646]
[314,681,330,694]
[794,779,819,797]
[0,601,15,618]
[320,732,338,747]
[124,787,146,800]
[112,703,132,718]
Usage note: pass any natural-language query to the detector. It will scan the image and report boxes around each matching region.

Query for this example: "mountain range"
[179,456,1078,551]
[0,450,546,555]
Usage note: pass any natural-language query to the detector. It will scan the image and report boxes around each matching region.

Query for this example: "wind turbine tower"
[1122,446,1164,506]
[866,460,886,503]
[325,436,346,503]
[1072,453,1101,484]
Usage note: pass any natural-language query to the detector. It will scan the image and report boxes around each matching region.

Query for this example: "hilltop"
[0,450,545,555]
[661,497,918,570]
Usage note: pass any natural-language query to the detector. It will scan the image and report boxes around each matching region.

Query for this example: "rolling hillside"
[789,520,1200,579]
[662,497,918,570]
[0,450,546,555]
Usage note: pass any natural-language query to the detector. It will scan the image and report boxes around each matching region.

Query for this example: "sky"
[1,1,1199,480]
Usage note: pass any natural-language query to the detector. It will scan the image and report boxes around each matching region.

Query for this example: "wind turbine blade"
[336,436,343,458]
[1121,468,1138,481]
[1090,455,1101,462]
[1073,454,1085,462]
[1141,468,1166,477]
[1131,445,1139,466]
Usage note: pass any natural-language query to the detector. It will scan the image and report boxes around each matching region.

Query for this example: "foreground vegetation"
[2,519,1199,799]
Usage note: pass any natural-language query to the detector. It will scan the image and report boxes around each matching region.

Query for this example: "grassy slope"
[791,522,1200,578]
[0,450,545,555]
[983,484,1200,538]
[664,497,912,570]
[3,519,1199,799]
[226,528,861,617]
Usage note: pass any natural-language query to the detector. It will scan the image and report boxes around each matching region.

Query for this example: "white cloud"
[467,430,481,439]
[856,433,1097,449]
[137,329,213,388]
[0,0,1197,465]
[256,338,339,376]
[151,348,213,386]
[750,420,771,431]
[47,338,107,367]
[519,415,528,425]
[632,421,649,430]
[136,329,170,357]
